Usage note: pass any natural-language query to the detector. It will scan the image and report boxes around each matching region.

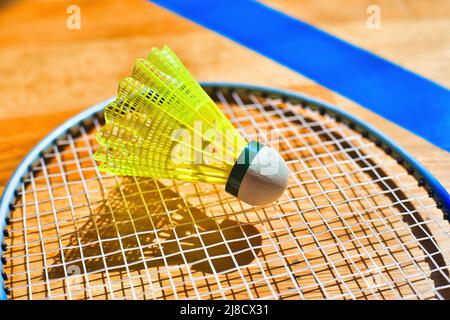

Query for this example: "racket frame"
[0,83,448,300]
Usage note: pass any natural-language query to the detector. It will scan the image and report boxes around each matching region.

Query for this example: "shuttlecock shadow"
[47,177,261,280]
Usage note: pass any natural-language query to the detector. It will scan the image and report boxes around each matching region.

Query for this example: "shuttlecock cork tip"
[225,141,289,206]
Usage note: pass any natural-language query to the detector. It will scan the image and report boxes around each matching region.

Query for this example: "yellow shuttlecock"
[94,46,288,205]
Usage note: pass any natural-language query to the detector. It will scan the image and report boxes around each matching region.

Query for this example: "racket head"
[0,83,448,300]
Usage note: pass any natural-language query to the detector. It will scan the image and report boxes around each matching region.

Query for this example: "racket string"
[4,89,449,299]
[243,92,448,299]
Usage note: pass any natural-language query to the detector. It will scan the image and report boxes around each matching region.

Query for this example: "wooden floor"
[0,0,449,300]
[0,0,448,194]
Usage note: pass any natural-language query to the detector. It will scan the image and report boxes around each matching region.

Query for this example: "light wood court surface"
[0,0,449,300]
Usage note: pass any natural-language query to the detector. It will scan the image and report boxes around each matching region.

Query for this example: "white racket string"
[3,88,449,300]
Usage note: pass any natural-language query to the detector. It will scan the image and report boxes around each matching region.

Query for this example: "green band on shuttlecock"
[225,140,264,197]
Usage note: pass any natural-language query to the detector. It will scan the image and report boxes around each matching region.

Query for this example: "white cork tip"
[237,146,289,206]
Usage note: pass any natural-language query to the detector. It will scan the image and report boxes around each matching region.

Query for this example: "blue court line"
[149,0,450,151]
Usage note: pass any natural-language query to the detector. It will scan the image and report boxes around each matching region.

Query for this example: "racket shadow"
[46,177,261,287]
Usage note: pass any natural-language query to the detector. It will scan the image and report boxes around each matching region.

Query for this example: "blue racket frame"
[0,83,448,300]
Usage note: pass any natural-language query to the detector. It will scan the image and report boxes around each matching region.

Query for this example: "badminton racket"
[0,83,448,300]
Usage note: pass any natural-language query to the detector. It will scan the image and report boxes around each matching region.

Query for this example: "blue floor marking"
[149,0,450,151]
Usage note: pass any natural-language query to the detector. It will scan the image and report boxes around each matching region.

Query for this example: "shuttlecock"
[94,46,288,205]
